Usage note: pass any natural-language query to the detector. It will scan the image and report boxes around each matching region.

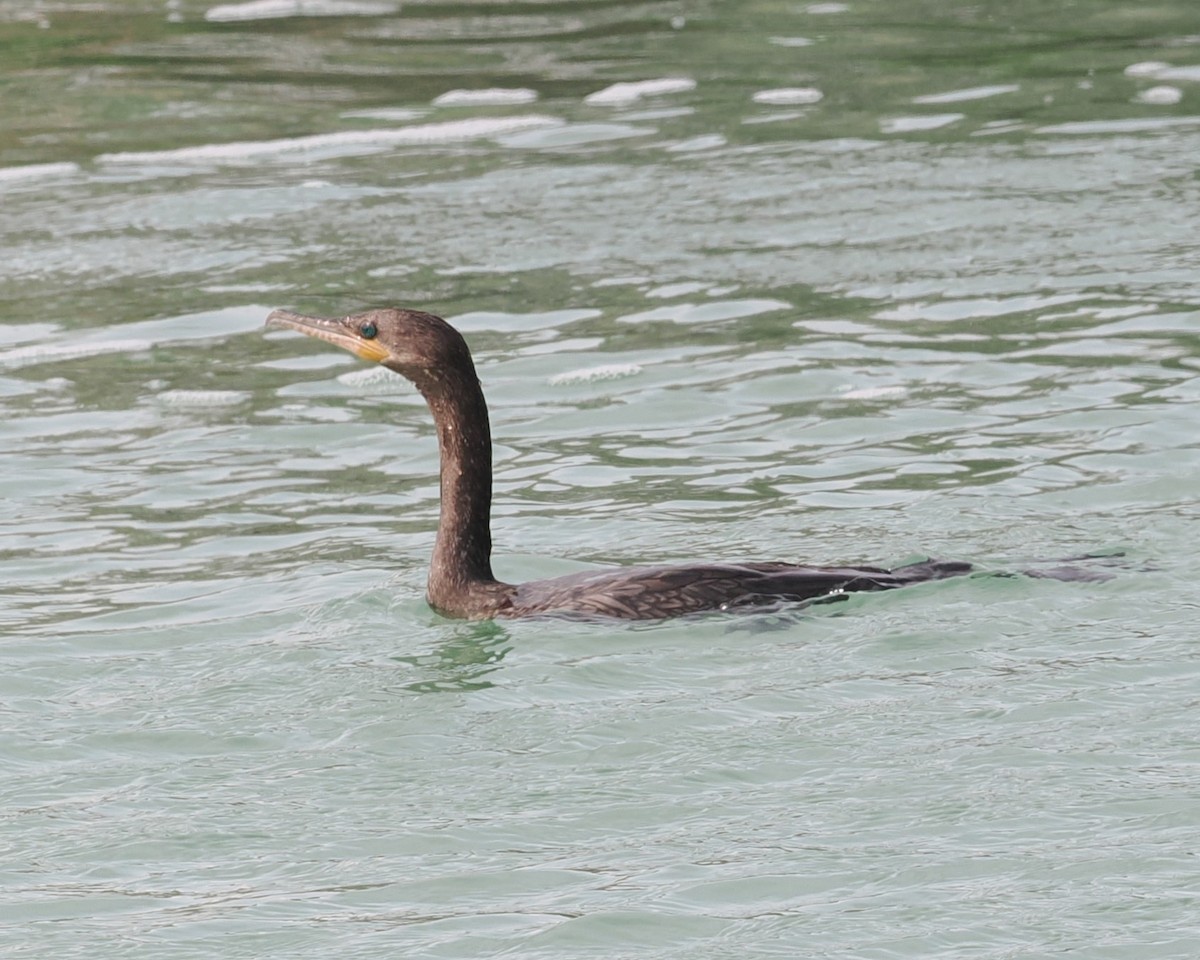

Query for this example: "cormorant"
[265,307,975,620]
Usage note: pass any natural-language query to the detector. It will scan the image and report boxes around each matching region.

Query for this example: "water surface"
[2,1,1198,957]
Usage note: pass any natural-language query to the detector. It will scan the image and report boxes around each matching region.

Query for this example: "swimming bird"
[265,307,973,620]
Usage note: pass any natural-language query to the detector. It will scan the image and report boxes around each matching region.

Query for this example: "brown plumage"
[265,307,972,620]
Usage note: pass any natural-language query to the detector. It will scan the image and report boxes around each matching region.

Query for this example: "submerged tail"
[1020,551,1126,583]
[736,553,1120,624]
[886,552,1125,588]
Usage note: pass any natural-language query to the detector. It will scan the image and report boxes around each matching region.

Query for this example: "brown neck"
[412,364,503,612]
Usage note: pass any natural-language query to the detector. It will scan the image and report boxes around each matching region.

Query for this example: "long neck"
[416,365,500,607]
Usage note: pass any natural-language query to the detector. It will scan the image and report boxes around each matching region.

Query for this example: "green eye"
[360,321,378,339]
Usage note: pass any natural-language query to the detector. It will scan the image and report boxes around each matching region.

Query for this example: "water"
[2,1,1199,956]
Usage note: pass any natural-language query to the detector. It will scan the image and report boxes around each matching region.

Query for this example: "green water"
[2,1,1198,957]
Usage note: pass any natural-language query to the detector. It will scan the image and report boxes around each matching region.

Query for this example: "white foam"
[840,385,907,401]
[205,0,396,21]
[549,363,642,386]
[742,111,806,125]
[1036,116,1200,135]
[1124,62,1200,82]
[648,282,707,299]
[95,116,563,165]
[971,121,1027,137]
[618,106,695,122]
[340,107,425,121]
[875,294,1084,323]
[751,87,823,105]
[0,162,80,183]
[1124,61,1170,77]
[592,276,650,288]
[1135,85,1183,104]
[498,122,651,149]
[433,88,538,107]
[157,389,249,407]
[666,134,726,152]
[1157,65,1200,82]
[0,339,152,370]
[805,2,848,12]
[451,308,600,332]
[618,298,790,325]
[768,36,814,47]
[584,78,695,106]
[880,113,964,133]
[913,84,1020,104]
[338,365,408,391]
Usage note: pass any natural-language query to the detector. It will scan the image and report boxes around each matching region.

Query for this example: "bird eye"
[359,321,378,339]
